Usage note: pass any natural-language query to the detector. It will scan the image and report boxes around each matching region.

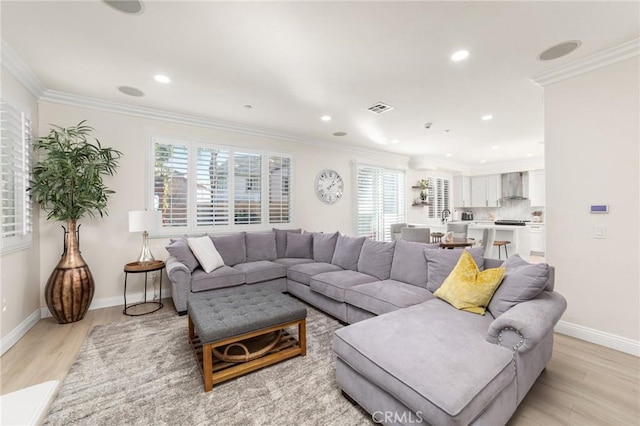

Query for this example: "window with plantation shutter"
[1,98,32,253]
[149,136,292,234]
[269,155,291,224]
[356,164,405,241]
[153,139,189,228]
[426,177,451,219]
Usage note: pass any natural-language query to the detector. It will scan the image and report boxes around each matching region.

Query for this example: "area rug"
[44,305,372,425]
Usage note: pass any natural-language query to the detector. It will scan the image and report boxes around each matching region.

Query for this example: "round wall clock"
[315,169,344,204]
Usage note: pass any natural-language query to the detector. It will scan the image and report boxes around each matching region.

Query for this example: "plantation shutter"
[426,177,451,219]
[234,152,262,225]
[153,140,189,229]
[1,98,32,253]
[356,164,405,241]
[268,155,292,224]
[196,147,230,227]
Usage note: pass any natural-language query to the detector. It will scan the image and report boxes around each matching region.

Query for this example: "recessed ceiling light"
[390,139,399,144]
[482,114,493,121]
[445,153,453,157]
[321,115,331,122]
[479,160,486,164]
[491,145,499,150]
[451,50,469,62]
[103,0,143,14]
[117,86,144,97]
[154,74,171,84]
[538,40,582,61]
[333,132,347,137]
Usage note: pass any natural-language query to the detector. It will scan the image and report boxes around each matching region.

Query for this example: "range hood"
[501,172,529,200]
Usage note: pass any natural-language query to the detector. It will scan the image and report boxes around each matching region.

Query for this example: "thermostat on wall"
[590,204,609,214]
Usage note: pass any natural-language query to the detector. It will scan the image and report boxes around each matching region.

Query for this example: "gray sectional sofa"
[165,229,567,425]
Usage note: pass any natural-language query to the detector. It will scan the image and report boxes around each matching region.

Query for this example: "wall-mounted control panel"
[590,204,609,214]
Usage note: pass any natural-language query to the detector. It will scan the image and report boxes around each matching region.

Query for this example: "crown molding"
[531,38,640,87]
[39,89,410,163]
[1,39,45,98]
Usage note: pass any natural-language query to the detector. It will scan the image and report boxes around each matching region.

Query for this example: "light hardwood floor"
[1,300,639,425]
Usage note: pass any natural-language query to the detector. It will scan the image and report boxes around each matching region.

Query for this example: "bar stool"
[493,240,510,259]
[430,232,444,243]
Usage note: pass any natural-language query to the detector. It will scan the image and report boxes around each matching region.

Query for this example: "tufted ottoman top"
[187,287,307,343]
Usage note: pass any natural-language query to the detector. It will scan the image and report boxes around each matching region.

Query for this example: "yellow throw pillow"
[434,250,505,315]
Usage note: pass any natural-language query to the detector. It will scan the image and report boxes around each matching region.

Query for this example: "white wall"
[545,57,639,350]
[37,101,409,307]
[0,69,41,347]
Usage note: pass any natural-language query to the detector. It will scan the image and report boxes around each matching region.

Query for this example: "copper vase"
[45,219,95,324]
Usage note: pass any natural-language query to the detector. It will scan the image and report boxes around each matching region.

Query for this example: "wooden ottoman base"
[189,316,306,392]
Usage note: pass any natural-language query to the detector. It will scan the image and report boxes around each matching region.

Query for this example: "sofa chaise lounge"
[164,229,566,425]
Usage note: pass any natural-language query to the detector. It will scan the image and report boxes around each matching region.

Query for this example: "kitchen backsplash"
[456,199,545,222]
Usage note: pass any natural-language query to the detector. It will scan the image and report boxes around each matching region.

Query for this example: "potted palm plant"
[29,121,122,324]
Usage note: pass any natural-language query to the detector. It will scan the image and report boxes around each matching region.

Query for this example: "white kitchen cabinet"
[529,224,546,254]
[453,176,471,207]
[471,175,501,207]
[529,169,545,207]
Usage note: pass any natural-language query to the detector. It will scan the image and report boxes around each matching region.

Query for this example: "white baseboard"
[40,285,171,318]
[1,309,41,356]
[555,320,640,357]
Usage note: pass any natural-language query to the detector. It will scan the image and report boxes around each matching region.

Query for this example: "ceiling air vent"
[367,102,394,114]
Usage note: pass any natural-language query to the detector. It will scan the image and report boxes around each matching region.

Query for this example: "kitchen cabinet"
[529,169,545,207]
[529,224,546,254]
[471,175,501,207]
[453,176,471,207]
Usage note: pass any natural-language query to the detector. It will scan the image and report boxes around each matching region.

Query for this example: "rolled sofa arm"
[166,256,191,314]
[487,291,567,354]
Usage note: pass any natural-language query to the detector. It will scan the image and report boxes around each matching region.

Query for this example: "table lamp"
[128,209,161,263]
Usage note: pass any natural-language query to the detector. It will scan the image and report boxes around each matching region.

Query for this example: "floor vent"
[367,102,394,114]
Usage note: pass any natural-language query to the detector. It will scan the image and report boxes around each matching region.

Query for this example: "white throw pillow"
[187,236,224,273]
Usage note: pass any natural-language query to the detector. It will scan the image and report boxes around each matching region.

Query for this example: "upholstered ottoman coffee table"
[187,287,307,392]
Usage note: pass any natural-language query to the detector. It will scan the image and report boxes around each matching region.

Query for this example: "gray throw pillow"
[273,228,301,258]
[390,240,430,287]
[211,233,246,266]
[285,232,313,258]
[357,239,396,280]
[165,238,199,272]
[245,231,277,262]
[424,247,484,293]
[313,232,339,263]
[488,255,550,318]
[331,235,366,271]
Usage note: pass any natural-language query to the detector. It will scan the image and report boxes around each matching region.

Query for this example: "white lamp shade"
[128,210,161,233]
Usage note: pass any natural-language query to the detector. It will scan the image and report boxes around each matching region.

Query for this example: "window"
[1,98,32,253]
[150,137,292,234]
[356,164,405,241]
[426,177,451,219]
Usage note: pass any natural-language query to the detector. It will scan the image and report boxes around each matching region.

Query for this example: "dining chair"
[390,223,407,241]
[478,227,496,258]
[400,227,431,243]
[446,223,468,242]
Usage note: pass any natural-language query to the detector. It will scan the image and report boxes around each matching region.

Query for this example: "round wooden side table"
[123,260,165,316]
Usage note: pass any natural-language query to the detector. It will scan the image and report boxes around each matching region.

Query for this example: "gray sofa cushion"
[273,228,301,258]
[190,266,245,292]
[166,238,199,272]
[331,235,366,271]
[345,280,435,316]
[233,261,287,284]
[333,300,513,424]
[211,233,246,266]
[274,258,315,267]
[245,231,277,262]
[285,232,313,258]
[287,262,343,285]
[424,247,484,293]
[313,232,339,263]
[357,239,395,280]
[390,240,430,288]
[310,270,379,302]
[488,255,550,318]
